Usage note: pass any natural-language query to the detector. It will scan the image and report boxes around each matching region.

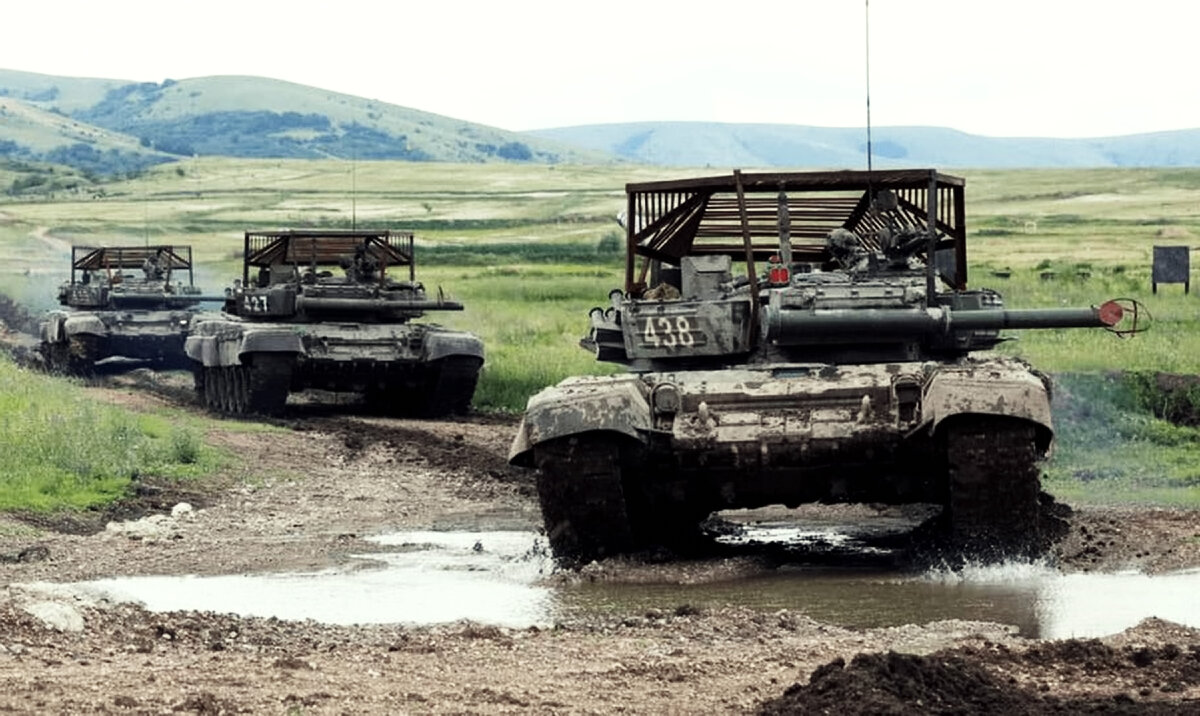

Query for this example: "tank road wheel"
[245,353,293,416]
[420,356,483,417]
[533,433,636,564]
[944,416,1042,560]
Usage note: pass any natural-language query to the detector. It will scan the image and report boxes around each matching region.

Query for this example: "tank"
[184,229,484,416]
[510,169,1132,563]
[38,245,223,373]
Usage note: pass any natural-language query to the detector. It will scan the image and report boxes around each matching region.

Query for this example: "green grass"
[0,355,226,510]
[1043,373,1200,506]
[3,161,1200,508]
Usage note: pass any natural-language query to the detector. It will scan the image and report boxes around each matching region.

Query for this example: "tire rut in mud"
[305,415,528,488]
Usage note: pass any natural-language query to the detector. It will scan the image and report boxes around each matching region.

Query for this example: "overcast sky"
[4,0,1196,138]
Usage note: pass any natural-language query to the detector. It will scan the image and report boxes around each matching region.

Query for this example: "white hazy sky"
[4,0,1197,137]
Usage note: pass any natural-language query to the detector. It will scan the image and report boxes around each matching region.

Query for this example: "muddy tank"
[38,245,223,373]
[510,169,1135,563]
[184,229,483,416]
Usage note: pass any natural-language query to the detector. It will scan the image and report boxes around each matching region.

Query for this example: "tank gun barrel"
[295,296,464,313]
[767,301,1121,344]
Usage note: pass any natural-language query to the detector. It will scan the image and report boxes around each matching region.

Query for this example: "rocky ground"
[0,369,1198,713]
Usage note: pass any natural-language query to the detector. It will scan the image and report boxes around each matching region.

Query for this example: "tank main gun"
[581,169,1139,368]
[767,299,1125,346]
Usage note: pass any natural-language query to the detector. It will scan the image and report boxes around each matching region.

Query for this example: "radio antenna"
[864,0,874,176]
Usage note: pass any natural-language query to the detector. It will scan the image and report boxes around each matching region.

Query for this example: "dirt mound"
[758,646,1200,715]
[758,651,1034,715]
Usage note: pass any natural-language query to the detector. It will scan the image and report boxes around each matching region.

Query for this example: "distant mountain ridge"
[527,121,1200,169]
[2,68,1199,178]
[0,69,603,176]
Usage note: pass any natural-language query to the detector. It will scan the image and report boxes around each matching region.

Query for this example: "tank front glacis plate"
[653,363,923,455]
[94,310,195,336]
[289,323,426,362]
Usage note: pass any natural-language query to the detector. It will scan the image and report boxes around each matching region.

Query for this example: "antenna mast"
[864,0,874,176]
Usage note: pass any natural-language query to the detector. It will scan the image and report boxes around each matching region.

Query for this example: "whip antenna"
[865,0,874,176]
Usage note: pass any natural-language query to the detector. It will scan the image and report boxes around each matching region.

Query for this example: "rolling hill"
[527,122,1200,169]
[3,68,1200,179]
[0,69,606,176]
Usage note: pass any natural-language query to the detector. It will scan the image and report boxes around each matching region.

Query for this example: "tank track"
[194,354,292,416]
[534,434,636,564]
[41,335,98,376]
[944,415,1042,559]
[420,356,482,417]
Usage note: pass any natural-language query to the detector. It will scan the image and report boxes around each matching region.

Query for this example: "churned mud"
[0,358,1198,711]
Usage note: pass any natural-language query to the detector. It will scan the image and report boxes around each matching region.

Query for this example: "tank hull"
[511,356,1053,562]
[38,308,198,372]
[185,316,484,416]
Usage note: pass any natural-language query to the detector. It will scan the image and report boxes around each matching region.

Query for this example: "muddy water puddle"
[71,529,1200,638]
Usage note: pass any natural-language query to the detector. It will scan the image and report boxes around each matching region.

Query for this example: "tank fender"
[237,328,304,358]
[39,313,67,343]
[508,375,651,467]
[423,330,485,362]
[184,325,303,367]
[61,314,107,338]
[922,368,1053,449]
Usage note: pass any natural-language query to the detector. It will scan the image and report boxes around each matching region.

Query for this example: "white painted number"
[643,316,695,349]
[242,295,268,313]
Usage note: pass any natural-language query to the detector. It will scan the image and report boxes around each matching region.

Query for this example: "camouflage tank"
[510,169,1133,563]
[184,229,483,416]
[39,245,222,373]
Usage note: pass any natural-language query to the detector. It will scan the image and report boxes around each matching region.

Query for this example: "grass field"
[1,160,1198,510]
[0,355,231,510]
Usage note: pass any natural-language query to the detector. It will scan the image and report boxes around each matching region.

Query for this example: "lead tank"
[184,229,483,416]
[510,169,1132,563]
[39,245,222,373]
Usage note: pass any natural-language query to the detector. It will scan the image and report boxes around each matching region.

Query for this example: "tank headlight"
[651,383,681,415]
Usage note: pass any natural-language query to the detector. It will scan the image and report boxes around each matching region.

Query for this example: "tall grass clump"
[0,356,219,510]
[1043,373,1200,506]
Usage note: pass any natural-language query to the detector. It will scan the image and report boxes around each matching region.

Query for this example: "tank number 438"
[642,316,700,349]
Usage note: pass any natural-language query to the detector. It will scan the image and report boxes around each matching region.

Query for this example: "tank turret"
[184,230,484,416]
[226,230,464,322]
[514,169,1137,565]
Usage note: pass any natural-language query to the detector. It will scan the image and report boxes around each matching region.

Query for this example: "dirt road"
[0,376,1198,713]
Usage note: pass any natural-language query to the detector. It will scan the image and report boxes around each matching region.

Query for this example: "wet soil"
[0,366,1198,712]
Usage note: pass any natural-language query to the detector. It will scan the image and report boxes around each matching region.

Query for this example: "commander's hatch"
[622,169,967,295]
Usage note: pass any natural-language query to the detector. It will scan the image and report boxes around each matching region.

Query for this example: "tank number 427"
[642,316,704,349]
[242,295,270,313]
